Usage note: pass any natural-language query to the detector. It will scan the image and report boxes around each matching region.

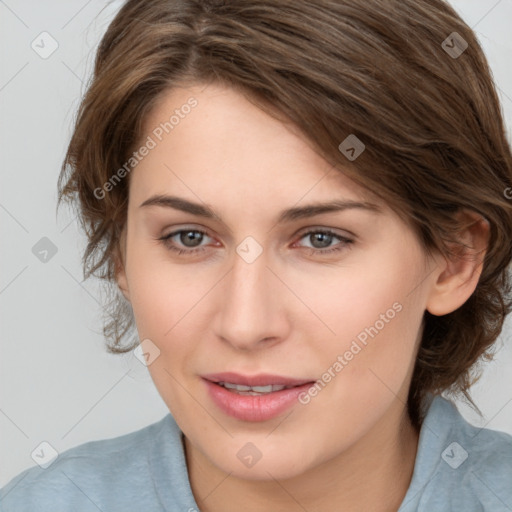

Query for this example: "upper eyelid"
[164,225,352,236]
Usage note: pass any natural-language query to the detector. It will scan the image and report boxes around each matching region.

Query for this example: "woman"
[1,0,511,510]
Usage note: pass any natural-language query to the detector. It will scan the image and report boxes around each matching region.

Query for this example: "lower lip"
[203,379,315,422]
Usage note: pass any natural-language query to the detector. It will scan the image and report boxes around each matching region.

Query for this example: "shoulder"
[0,414,177,512]
[400,395,512,512]
[431,395,512,474]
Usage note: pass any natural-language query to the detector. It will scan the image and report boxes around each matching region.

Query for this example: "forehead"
[130,82,383,215]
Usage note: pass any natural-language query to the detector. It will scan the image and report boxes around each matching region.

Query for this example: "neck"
[184,400,420,512]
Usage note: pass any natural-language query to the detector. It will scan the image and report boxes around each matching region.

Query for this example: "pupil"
[313,233,331,248]
[182,231,202,247]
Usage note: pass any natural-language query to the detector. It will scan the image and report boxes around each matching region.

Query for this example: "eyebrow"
[139,194,381,223]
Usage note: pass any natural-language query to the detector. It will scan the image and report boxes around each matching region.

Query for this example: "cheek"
[310,253,425,392]
[125,244,212,398]
[297,282,422,449]
[125,242,208,338]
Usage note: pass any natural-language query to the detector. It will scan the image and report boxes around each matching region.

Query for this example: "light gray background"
[1,0,511,487]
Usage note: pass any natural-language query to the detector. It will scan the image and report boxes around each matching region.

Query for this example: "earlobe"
[116,261,130,302]
[425,210,489,316]
[114,232,130,302]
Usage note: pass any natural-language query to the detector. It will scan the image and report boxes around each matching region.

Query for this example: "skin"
[115,82,489,512]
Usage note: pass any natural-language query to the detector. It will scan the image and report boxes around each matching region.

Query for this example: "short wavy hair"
[57,0,512,428]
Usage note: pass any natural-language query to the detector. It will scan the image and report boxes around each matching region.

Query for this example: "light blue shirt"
[1,395,511,511]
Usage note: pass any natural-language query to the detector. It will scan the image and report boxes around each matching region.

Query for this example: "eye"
[294,229,353,255]
[159,228,213,256]
[158,227,353,257]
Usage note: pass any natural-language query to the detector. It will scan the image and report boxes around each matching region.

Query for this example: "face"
[116,82,437,481]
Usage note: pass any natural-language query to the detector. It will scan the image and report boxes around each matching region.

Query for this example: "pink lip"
[201,372,313,387]
[202,372,316,422]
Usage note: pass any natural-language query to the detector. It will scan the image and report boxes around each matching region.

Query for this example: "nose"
[213,246,291,351]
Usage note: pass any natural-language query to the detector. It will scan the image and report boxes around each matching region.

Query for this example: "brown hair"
[57,0,512,428]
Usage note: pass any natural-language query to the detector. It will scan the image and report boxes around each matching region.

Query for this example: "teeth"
[220,382,288,394]
[253,385,282,393]
[223,382,252,391]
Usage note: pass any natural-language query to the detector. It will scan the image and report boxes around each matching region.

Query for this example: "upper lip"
[202,372,314,387]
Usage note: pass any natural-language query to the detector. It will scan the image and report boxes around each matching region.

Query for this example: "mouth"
[214,382,301,395]
[201,372,317,421]
[202,372,314,392]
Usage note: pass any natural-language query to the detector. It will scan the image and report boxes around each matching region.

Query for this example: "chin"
[225,457,311,482]
[204,438,320,481]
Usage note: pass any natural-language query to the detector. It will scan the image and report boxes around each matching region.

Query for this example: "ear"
[114,228,130,302]
[426,209,490,316]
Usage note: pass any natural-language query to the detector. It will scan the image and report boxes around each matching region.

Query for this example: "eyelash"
[158,228,353,256]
